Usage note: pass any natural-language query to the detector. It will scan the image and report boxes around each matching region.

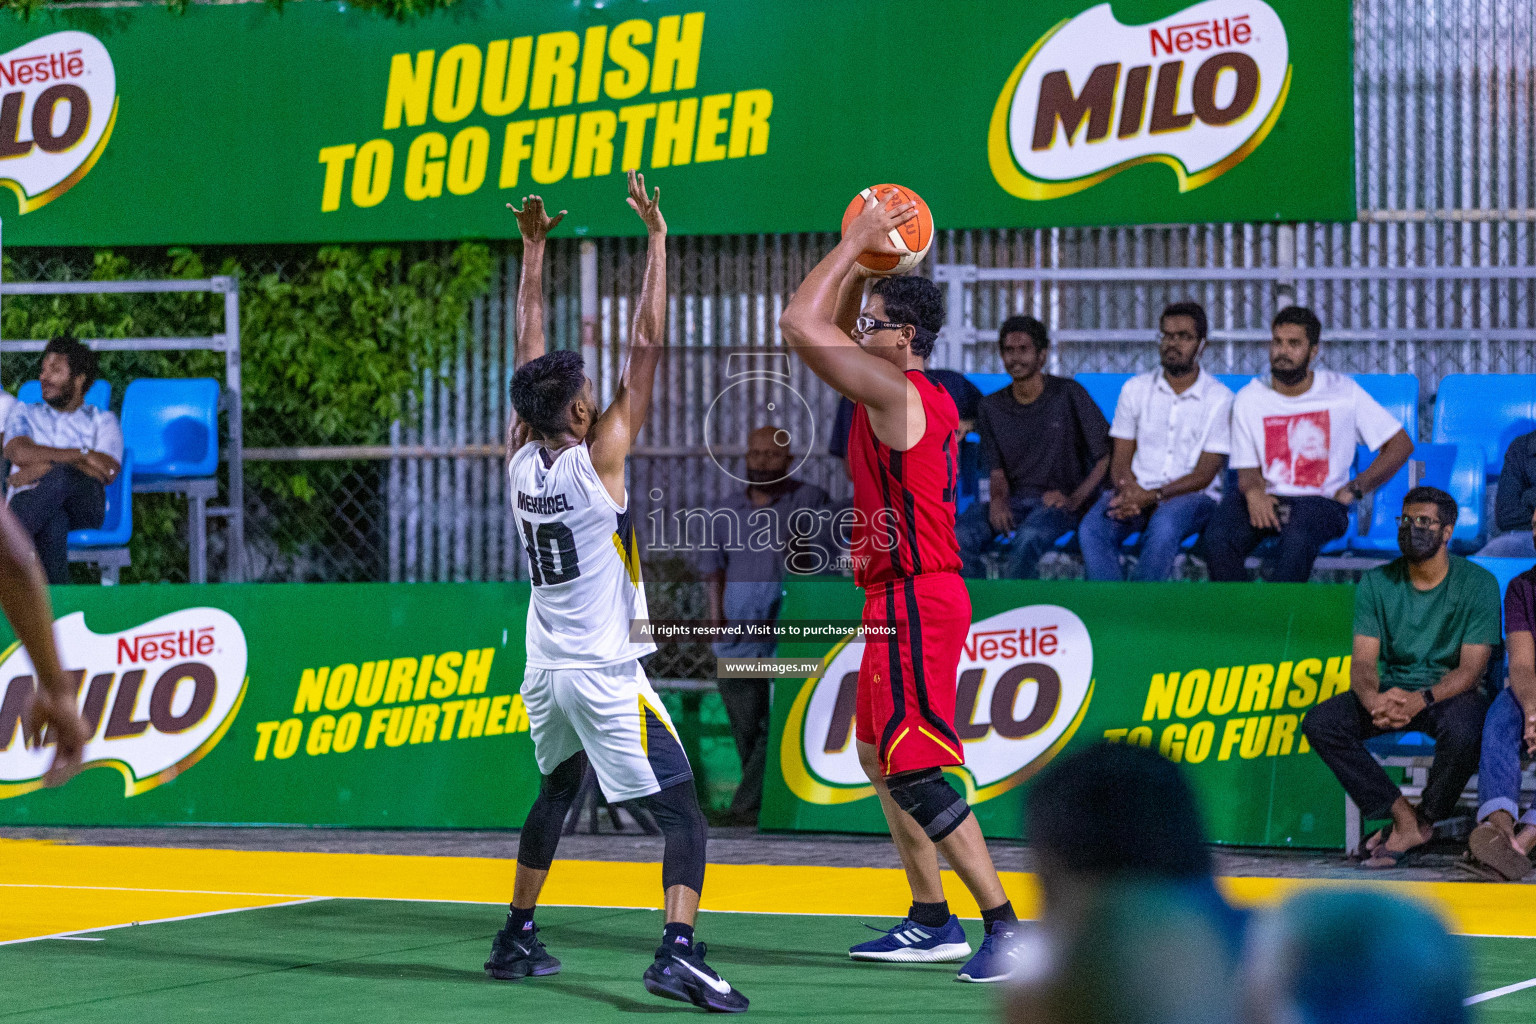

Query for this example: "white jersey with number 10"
[508,441,657,669]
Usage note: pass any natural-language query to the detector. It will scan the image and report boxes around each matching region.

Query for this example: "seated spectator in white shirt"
[1204,307,1413,582]
[0,388,16,449]
[4,336,123,583]
[1079,302,1233,582]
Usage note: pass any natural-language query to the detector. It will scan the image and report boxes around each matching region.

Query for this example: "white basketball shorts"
[520,659,693,803]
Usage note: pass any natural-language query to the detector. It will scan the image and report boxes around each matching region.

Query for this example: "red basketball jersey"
[847,371,963,590]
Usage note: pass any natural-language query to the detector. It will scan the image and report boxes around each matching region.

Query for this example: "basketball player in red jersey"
[780,194,1022,982]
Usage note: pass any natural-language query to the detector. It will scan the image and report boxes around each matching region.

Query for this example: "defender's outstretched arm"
[505,195,566,456]
[590,170,667,496]
[5,502,86,787]
[780,195,925,449]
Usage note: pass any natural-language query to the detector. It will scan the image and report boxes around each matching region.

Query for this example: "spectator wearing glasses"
[1078,302,1233,582]
[1467,507,1536,880]
[1204,306,1414,582]
[4,336,122,584]
[955,315,1110,579]
[1302,487,1499,869]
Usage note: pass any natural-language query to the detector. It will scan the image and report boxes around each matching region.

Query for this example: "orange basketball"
[841,183,933,276]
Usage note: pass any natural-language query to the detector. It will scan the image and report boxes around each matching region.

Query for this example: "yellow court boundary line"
[5,840,1536,941]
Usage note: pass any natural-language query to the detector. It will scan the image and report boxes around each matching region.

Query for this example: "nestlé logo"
[779,604,1095,806]
[989,0,1289,200]
[0,30,117,214]
[0,608,247,798]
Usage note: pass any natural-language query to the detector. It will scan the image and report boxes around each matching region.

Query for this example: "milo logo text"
[0,30,118,214]
[989,0,1289,200]
[0,609,247,798]
[781,605,1095,806]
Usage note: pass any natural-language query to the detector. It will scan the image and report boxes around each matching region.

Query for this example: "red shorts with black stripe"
[856,571,971,776]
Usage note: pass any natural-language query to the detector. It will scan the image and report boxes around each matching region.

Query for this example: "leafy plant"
[1,242,495,582]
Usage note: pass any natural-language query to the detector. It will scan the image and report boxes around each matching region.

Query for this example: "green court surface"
[3,900,1534,1022]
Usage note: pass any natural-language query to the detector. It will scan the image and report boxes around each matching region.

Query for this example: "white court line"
[0,882,316,899]
[46,937,102,942]
[0,897,329,947]
[1466,976,1536,1005]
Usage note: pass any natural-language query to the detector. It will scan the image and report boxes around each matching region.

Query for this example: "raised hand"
[626,169,665,235]
[507,195,566,243]
[842,189,916,255]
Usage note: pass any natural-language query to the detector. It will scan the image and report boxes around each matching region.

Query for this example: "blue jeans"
[1477,688,1536,825]
[955,495,1077,579]
[1078,490,1216,582]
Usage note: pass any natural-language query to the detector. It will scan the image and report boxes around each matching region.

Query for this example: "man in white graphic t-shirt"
[1205,306,1414,582]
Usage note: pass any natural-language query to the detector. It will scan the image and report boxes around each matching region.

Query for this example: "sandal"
[1356,825,1392,860]
[1468,822,1533,881]
[1360,844,1426,870]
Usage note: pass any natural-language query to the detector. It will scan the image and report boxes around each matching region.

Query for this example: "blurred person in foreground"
[1003,743,1245,1024]
[2,496,88,786]
[1025,741,1246,955]
[1243,889,1468,1024]
[1004,880,1238,1024]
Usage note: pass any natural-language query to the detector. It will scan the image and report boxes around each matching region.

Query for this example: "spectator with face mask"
[1301,487,1500,868]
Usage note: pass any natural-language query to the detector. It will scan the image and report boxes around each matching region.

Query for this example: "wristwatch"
[1152,487,1166,504]
[1348,481,1365,500]
[1422,689,1436,706]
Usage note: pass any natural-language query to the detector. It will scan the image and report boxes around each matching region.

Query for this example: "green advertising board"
[0,579,1358,847]
[0,582,543,827]
[764,579,1357,848]
[0,0,1354,244]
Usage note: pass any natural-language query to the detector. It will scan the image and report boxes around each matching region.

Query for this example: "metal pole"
[219,276,246,583]
[579,239,598,385]
[1275,223,1297,309]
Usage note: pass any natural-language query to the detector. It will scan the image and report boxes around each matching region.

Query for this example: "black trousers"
[9,465,106,584]
[1203,492,1350,582]
[717,678,771,822]
[1302,689,1489,822]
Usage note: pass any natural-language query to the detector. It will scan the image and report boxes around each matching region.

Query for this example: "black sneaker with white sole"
[642,941,750,1013]
[484,922,562,980]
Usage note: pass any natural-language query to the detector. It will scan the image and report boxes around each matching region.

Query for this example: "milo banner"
[0,583,540,828]
[764,580,1357,848]
[0,0,1353,244]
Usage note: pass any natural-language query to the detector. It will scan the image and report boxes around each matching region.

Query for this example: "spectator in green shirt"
[1301,486,1501,869]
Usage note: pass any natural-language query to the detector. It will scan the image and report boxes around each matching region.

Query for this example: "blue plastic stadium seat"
[1432,374,1536,479]
[1073,372,1133,422]
[965,372,1011,398]
[1215,373,1256,395]
[120,378,220,478]
[68,449,133,548]
[1366,731,1435,759]
[16,378,111,411]
[1469,554,1536,612]
[1351,442,1484,554]
[1352,373,1419,440]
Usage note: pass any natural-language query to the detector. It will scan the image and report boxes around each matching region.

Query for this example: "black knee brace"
[516,751,587,871]
[888,768,971,842]
[645,779,707,893]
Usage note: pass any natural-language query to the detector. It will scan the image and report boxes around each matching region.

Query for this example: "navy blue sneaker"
[484,922,561,980]
[848,915,972,963]
[956,922,1025,983]
[642,941,750,1013]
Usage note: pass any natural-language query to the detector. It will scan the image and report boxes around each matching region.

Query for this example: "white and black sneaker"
[642,941,750,1013]
[484,922,561,980]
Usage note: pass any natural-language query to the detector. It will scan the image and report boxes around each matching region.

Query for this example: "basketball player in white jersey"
[484,171,748,1014]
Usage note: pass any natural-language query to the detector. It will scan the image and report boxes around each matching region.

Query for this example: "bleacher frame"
[0,275,246,583]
